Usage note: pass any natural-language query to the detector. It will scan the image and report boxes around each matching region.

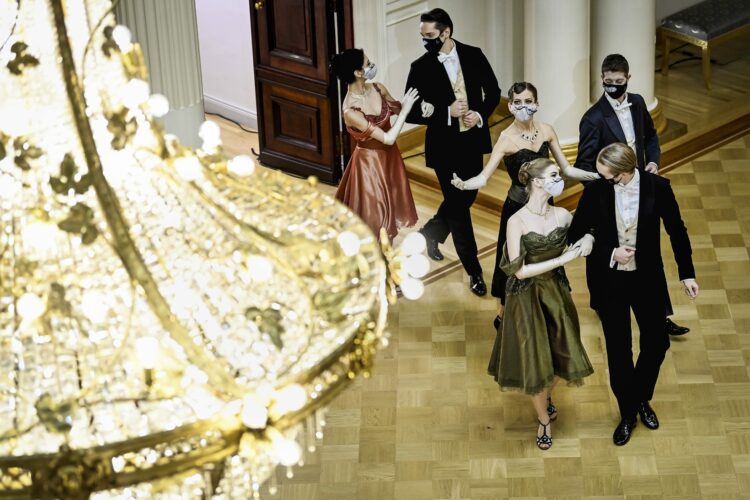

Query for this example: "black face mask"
[422,34,445,54]
[605,175,621,185]
[603,82,627,99]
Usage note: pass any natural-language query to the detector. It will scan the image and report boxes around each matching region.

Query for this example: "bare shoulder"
[507,210,525,231]
[375,82,391,95]
[553,206,573,224]
[495,131,517,152]
[539,121,557,140]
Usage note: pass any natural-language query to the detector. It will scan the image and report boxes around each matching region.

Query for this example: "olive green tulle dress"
[487,226,594,395]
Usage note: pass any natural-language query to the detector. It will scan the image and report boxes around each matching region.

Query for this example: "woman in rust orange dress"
[331,48,419,241]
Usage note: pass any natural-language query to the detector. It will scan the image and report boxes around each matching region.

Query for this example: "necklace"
[519,127,538,143]
[348,84,371,100]
[525,203,550,216]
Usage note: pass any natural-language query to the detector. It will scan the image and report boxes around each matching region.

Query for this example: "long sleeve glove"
[572,233,594,257]
[451,172,487,191]
[383,88,419,145]
[514,247,581,280]
[562,165,600,182]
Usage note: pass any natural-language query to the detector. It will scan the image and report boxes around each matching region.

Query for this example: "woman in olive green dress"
[487,158,594,450]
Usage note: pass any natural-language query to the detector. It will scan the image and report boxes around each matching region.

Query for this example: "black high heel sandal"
[547,396,557,421]
[536,418,552,450]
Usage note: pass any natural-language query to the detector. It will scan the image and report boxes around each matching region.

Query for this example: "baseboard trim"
[417,107,750,286]
[203,94,258,130]
[660,109,750,174]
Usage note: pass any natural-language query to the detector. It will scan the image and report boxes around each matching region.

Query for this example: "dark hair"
[420,8,453,36]
[507,81,538,102]
[330,48,364,84]
[601,54,629,75]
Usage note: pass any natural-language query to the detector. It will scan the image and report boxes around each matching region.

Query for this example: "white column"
[590,0,656,109]
[115,0,205,147]
[524,0,590,147]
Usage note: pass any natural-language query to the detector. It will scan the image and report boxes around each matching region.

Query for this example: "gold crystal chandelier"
[0,0,429,498]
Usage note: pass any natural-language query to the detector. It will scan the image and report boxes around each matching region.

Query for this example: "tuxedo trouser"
[422,151,483,276]
[597,270,670,420]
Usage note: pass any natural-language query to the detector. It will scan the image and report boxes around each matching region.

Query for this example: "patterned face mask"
[362,63,377,80]
[510,104,538,122]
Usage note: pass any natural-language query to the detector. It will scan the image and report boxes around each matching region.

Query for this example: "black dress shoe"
[469,275,487,297]
[666,317,690,336]
[637,401,659,429]
[613,417,637,446]
[420,230,444,261]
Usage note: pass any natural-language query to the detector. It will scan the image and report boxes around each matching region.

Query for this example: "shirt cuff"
[680,278,696,283]
[447,107,451,126]
[609,248,618,269]
[476,112,484,128]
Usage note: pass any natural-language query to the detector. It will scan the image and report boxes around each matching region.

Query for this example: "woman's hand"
[559,245,583,265]
[572,233,594,257]
[401,88,420,113]
[451,172,487,191]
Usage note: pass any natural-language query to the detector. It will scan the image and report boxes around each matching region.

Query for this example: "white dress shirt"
[438,45,483,128]
[605,92,636,157]
[610,169,640,269]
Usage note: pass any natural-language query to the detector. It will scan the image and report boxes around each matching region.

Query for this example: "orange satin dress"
[335,84,418,241]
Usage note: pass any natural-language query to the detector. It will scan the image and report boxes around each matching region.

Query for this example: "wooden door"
[251,0,353,184]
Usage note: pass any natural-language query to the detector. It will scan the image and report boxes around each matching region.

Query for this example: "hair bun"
[518,161,533,186]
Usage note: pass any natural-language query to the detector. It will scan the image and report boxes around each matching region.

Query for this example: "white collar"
[437,44,457,62]
[615,168,640,191]
[605,91,631,110]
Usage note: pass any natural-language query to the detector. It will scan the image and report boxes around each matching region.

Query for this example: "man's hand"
[645,162,659,174]
[613,245,636,265]
[682,278,699,299]
[450,99,467,117]
[462,110,480,129]
[421,101,434,118]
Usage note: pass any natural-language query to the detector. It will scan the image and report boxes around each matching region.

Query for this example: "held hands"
[450,98,467,117]
[559,245,583,265]
[682,278,700,299]
[421,101,434,118]
[451,172,487,191]
[572,233,594,257]
[401,88,420,114]
[613,245,636,265]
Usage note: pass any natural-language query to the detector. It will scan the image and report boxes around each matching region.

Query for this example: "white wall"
[656,0,704,21]
[195,0,257,129]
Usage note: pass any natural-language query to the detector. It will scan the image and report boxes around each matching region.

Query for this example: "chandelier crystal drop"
[0,0,427,498]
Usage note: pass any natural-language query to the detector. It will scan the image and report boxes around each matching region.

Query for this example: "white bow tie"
[614,182,636,193]
[437,52,457,64]
[613,101,632,110]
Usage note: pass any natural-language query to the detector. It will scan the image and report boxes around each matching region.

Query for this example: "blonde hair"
[518,158,556,193]
[597,143,636,175]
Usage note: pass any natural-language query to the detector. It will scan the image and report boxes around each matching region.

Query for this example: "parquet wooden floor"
[253,134,750,500]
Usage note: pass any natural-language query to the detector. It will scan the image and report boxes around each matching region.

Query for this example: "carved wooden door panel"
[251,0,353,183]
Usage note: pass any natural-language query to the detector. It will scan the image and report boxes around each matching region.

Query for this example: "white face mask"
[363,63,377,80]
[541,177,564,197]
[510,104,538,122]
